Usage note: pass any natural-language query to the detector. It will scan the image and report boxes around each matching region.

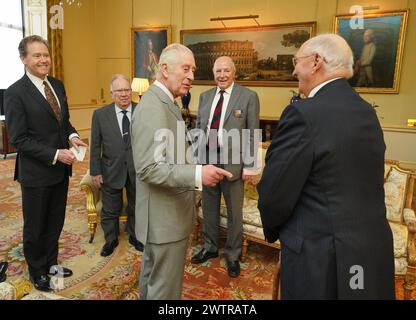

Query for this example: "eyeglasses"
[112,88,132,94]
[292,54,315,67]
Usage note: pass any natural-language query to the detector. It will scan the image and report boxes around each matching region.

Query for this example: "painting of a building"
[188,40,258,80]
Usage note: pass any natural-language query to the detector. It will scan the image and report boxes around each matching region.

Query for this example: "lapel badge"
[233,109,242,118]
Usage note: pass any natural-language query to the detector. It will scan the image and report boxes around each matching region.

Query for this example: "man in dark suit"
[4,35,87,292]
[257,34,395,299]
[90,74,143,257]
[191,56,260,278]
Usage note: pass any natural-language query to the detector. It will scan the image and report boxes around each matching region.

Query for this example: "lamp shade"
[131,78,150,96]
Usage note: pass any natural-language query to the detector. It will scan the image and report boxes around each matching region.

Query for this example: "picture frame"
[334,10,409,94]
[180,22,317,87]
[130,26,171,82]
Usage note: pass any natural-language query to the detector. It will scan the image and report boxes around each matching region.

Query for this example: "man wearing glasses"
[90,74,143,257]
[258,34,394,299]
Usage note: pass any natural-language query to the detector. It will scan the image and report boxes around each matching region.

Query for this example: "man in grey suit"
[191,56,260,278]
[131,44,232,300]
[90,74,143,257]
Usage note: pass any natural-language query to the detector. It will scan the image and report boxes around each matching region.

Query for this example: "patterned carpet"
[0,157,413,300]
[0,157,278,300]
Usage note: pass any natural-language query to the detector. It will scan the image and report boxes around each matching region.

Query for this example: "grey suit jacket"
[90,103,136,189]
[196,83,260,180]
[131,85,196,244]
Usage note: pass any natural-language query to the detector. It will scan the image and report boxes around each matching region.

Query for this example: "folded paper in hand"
[70,146,86,161]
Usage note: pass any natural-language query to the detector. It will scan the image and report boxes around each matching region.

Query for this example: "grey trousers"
[202,177,244,261]
[139,237,189,300]
[100,174,136,243]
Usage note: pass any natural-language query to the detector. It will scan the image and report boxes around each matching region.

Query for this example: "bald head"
[213,56,236,90]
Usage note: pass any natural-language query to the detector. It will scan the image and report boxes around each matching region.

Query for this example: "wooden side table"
[0,120,16,158]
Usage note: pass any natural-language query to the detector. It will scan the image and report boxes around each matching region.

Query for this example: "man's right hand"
[202,165,233,187]
[91,175,103,189]
[57,149,76,165]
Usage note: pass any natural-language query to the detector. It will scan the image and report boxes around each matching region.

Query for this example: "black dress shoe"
[100,240,119,257]
[48,266,73,278]
[0,261,8,283]
[191,248,218,264]
[30,275,52,292]
[226,260,240,278]
[129,236,144,252]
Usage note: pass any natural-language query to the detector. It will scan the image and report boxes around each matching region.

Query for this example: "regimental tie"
[43,81,62,124]
[121,110,130,144]
[208,90,225,149]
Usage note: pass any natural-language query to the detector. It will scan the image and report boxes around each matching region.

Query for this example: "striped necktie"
[208,90,225,149]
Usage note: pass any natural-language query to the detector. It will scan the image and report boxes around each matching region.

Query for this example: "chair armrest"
[79,171,100,211]
[404,208,416,232]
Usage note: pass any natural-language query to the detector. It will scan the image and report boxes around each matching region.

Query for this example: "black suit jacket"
[4,74,77,187]
[257,79,395,299]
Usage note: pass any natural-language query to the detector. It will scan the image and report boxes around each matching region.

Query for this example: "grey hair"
[109,74,130,91]
[158,43,194,72]
[213,56,236,73]
[301,33,354,78]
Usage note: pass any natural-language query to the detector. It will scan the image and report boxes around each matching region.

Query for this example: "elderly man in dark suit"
[4,35,87,292]
[257,33,395,299]
[191,56,260,278]
[90,74,143,257]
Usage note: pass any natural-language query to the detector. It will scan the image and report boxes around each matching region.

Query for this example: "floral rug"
[0,157,413,300]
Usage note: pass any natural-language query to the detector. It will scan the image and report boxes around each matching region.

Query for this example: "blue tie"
[121,110,130,144]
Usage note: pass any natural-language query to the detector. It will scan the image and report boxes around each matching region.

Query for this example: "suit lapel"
[223,84,241,124]
[105,103,124,143]
[22,75,57,121]
[150,85,183,121]
[201,88,216,130]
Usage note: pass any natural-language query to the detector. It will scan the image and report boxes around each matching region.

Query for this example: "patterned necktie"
[43,81,62,124]
[121,110,130,144]
[208,90,225,149]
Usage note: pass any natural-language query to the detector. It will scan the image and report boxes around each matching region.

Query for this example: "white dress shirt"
[26,71,79,165]
[114,104,132,136]
[153,80,202,190]
[207,82,234,147]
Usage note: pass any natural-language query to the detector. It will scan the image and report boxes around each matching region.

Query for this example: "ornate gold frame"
[130,26,172,81]
[333,10,409,94]
[180,22,317,87]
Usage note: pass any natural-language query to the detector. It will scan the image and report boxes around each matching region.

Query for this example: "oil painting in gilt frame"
[334,10,409,94]
[131,26,171,82]
[180,22,316,87]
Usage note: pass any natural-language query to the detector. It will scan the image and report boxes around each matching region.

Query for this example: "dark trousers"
[100,174,136,243]
[20,177,69,278]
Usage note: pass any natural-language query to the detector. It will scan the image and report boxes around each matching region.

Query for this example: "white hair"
[301,33,354,78]
[158,43,194,72]
[213,56,236,73]
[110,74,130,91]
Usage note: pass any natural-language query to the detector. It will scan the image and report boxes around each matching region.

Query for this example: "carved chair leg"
[241,236,248,262]
[88,222,97,243]
[271,251,281,300]
[404,265,416,300]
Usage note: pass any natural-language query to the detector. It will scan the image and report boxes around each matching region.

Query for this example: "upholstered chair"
[79,170,128,243]
[384,161,416,299]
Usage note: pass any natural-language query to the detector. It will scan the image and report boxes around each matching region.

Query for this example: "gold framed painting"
[334,10,409,94]
[130,26,171,82]
[180,22,317,87]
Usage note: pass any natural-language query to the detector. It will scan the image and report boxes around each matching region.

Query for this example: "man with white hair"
[131,43,232,299]
[257,34,395,299]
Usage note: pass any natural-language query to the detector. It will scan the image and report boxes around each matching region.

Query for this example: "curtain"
[47,0,64,82]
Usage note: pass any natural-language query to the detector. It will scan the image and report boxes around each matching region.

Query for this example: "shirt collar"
[154,80,175,102]
[26,70,48,87]
[115,104,132,113]
[216,82,234,95]
[308,78,341,98]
